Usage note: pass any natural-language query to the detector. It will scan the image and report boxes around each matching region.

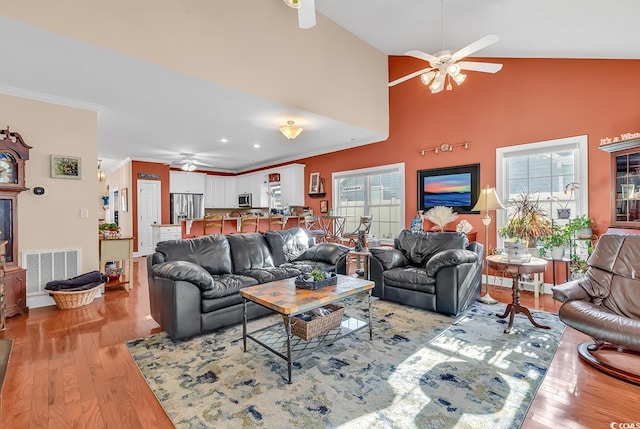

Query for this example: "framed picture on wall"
[320,200,328,213]
[309,172,320,193]
[51,155,81,179]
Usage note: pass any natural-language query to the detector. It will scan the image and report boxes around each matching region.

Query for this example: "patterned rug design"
[126,299,565,428]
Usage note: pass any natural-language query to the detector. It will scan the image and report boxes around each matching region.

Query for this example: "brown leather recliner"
[552,233,640,385]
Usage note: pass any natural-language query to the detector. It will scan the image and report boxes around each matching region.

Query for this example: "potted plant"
[498,192,552,253]
[552,182,579,219]
[569,253,588,279]
[568,214,593,239]
[539,224,570,260]
[99,222,120,237]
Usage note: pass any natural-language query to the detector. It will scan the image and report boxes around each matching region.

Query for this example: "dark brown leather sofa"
[552,233,640,385]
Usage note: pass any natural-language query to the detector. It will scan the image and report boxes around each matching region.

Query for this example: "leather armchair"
[552,233,640,385]
[369,230,483,316]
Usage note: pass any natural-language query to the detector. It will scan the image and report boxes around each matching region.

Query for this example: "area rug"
[126,300,565,428]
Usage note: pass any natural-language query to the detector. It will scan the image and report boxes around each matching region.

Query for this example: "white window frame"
[496,135,589,245]
[332,162,405,245]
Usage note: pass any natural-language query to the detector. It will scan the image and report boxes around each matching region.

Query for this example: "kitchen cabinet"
[152,225,182,246]
[278,164,305,206]
[170,171,206,194]
[235,173,267,207]
[205,175,237,208]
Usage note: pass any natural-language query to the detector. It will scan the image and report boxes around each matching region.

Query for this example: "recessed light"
[253,144,260,148]
[220,138,228,143]
[349,137,356,141]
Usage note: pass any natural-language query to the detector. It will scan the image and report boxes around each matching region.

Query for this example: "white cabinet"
[205,175,237,208]
[252,172,268,208]
[152,225,182,247]
[278,164,305,206]
[170,171,205,194]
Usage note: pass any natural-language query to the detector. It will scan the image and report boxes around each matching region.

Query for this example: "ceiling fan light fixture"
[429,72,445,93]
[181,160,196,172]
[280,120,303,140]
[447,63,461,76]
[452,72,466,86]
[420,71,436,86]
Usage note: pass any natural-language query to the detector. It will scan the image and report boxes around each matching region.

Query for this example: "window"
[496,135,588,241]
[333,163,405,240]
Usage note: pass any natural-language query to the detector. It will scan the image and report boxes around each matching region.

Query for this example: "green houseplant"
[539,224,570,259]
[498,192,552,248]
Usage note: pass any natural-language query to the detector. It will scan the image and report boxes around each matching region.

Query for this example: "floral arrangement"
[424,206,458,231]
[455,219,473,234]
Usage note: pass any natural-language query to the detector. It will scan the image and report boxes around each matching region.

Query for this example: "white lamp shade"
[472,186,505,212]
[280,121,303,140]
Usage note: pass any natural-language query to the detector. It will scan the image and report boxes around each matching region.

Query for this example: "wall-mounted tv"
[418,164,480,214]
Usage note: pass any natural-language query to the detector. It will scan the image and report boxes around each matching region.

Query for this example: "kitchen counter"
[180,216,305,237]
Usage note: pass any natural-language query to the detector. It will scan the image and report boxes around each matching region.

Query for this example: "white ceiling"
[2,0,640,173]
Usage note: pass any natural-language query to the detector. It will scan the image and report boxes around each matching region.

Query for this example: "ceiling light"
[429,72,445,93]
[452,73,466,86]
[181,161,196,172]
[280,120,303,140]
[97,159,106,182]
[420,71,436,86]
[220,138,228,143]
[253,144,260,148]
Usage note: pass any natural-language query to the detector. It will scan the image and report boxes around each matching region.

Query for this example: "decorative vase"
[576,227,592,239]
[551,246,564,260]
[557,208,571,219]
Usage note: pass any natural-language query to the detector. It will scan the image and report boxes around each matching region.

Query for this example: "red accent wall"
[298,57,640,250]
[131,161,171,251]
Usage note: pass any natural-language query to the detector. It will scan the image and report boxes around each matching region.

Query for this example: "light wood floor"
[1,258,639,428]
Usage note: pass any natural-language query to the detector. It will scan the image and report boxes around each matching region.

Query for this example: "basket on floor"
[48,284,101,310]
[284,304,344,341]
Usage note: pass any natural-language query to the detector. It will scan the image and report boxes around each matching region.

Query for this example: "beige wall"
[105,160,133,238]
[0,94,100,273]
[3,0,388,135]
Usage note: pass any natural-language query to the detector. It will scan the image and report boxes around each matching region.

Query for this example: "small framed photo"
[51,155,81,179]
[320,200,328,213]
[309,172,320,193]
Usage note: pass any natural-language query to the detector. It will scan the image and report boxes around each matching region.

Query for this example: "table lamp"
[471,185,505,304]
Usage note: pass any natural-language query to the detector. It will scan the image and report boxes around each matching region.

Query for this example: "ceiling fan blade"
[388,67,434,87]
[458,61,503,73]
[451,34,499,62]
[405,50,440,65]
[298,0,316,29]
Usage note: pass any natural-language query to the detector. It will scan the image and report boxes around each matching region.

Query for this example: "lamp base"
[479,292,498,305]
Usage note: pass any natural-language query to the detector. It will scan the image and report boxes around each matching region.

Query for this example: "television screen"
[418,164,480,213]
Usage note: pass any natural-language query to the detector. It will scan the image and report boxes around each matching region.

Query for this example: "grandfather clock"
[0,127,31,317]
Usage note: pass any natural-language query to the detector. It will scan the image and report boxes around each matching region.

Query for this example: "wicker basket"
[284,304,344,341]
[49,284,101,310]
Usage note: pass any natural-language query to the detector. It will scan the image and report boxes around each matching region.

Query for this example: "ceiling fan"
[283,0,316,29]
[389,1,502,93]
[168,154,215,171]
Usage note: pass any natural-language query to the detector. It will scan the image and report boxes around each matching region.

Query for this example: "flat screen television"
[418,164,480,214]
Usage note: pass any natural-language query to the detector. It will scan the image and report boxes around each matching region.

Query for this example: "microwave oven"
[238,193,252,208]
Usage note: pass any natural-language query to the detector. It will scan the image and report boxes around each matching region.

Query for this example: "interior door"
[138,180,161,255]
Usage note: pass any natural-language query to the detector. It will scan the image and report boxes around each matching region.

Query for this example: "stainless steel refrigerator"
[170,193,204,224]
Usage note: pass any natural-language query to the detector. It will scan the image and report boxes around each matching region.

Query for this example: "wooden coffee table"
[240,274,374,383]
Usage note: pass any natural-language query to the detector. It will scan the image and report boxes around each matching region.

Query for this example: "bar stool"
[203,214,223,235]
[268,214,286,230]
[240,214,259,233]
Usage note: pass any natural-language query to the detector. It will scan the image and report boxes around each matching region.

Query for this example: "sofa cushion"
[295,242,350,265]
[155,234,233,275]
[264,228,311,266]
[226,232,275,272]
[200,274,259,299]
[240,267,303,284]
[396,230,468,267]
[370,247,409,271]
[201,293,244,313]
[152,260,214,291]
[383,267,436,294]
[425,249,478,277]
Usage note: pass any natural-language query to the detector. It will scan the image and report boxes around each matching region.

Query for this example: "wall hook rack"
[419,140,471,155]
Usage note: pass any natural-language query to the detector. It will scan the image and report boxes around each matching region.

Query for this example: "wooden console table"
[99,236,134,290]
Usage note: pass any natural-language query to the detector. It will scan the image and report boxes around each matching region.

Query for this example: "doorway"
[137,180,161,255]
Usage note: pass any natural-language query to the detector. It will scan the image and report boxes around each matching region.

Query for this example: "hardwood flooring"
[1,258,639,428]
